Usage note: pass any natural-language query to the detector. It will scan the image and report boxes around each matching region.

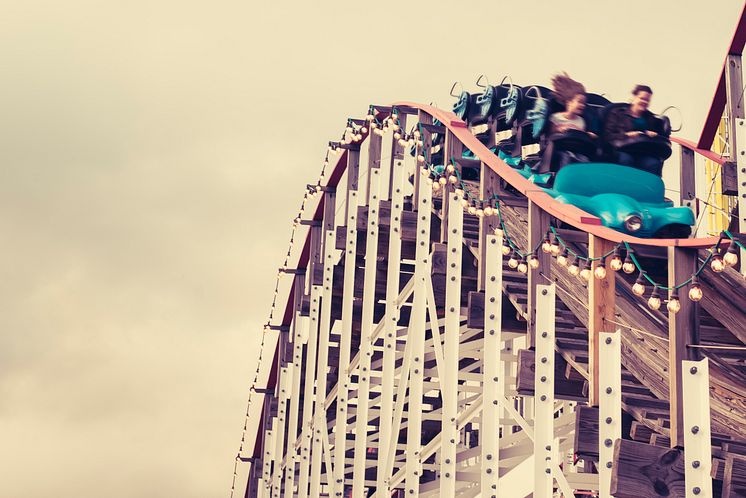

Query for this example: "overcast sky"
[0,1,743,497]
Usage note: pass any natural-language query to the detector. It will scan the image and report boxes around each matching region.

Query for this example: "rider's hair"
[551,72,586,105]
[632,84,653,95]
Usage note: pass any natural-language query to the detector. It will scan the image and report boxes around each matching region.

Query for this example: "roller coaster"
[235,6,746,497]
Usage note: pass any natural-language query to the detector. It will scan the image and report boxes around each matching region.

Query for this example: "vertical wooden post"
[440,130,464,242]
[478,164,502,291]
[679,146,697,217]
[285,271,306,494]
[668,246,699,448]
[413,111,432,207]
[588,235,616,406]
[366,133,382,207]
[527,201,551,349]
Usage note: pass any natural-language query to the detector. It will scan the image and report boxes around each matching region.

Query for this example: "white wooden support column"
[439,188,463,495]
[376,153,406,493]
[310,229,337,496]
[683,358,713,498]
[262,425,274,495]
[404,169,432,497]
[298,281,321,498]
[598,331,622,498]
[272,367,289,498]
[351,166,382,498]
[332,188,359,497]
[533,283,556,498]
[481,232,504,496]
[285,274,306,495]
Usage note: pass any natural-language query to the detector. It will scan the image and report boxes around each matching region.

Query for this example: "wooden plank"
[723,453,746,497]
[527,201,551,349]
[440,129,464,242]
[574,405,599,461]
[588,235,616,406]
[668,247,699,448]
[610,439,685,497]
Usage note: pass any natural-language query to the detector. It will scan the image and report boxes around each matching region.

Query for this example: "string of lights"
[228,119,353,497]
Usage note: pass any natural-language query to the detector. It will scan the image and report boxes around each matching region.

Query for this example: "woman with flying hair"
[546,73,596,170]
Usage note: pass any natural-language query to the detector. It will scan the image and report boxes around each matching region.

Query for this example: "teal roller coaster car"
[519,162,695,238]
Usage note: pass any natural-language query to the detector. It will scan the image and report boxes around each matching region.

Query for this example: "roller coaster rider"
[547,73,598,170]
[602,84,664,175]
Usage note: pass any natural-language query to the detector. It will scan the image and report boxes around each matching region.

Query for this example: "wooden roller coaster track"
[241,7,746,497]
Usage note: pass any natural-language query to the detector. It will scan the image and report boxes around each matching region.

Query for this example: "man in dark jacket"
[603,85,663,175]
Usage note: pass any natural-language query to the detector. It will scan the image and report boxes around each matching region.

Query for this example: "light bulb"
[461,198,470,208]
[580,267,591,281]
[371,121,378,129]
[417,154,426,163]
[468,206,477,215]
[632,272,647,296]
[392,112,398,121]
[541,238,552,254]
[366,113,374,121]
[360,127,367,134]
[501,241,511,256]
[724,241,739,266]
[667,292,681,313]
[446,164,455,174]
[483,206,493,216]
[417,140,424,147]
[609,255,623,271]
[449,175,458,184]
[711,254,725,272]
[508,254,519,269]
[476,208,484,217]
[439,177,447,186]
[394,132,402,140]
[391,123,400,131]
[557,249,569,267]
[622,253,635,274]
[408,138,415,147]
[398,138,407,147]
[413,130,421,139]
[688,277,703,302]
[517,258,528,274]
[432,182,440,192]
[550,241,561,256]
[529,254,540,269]
[568,258,580,276]
[594,263,607,280]
[346,126,353,134]
[647,287,661,310]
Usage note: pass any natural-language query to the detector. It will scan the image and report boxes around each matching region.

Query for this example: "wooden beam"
[478,163,501,291]
[668,247,700,449]
[723,453,746,497]
[611,439,685,497]
[527,201,551,349]
[517,349,587,402]
[574,405,599,461]
[588,235,616,406]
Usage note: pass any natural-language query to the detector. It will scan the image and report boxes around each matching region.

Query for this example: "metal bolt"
[605,337,612,345]
[541,357,548,363]
[540,376,547,382]
[606,417,613,424]
[542,289,548,295]
[606,461,612,469]
[692,460,700,468]
[691,426,699,434]
[606,387,613,394]
[690,366,698,374]
[604,438,613,447]
[693,487,701,495]
[541,331,548,338]
[540,395,547,401]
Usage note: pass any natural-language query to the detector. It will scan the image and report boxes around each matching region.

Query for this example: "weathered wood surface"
[517,349,586,401]
[611,439,686,497]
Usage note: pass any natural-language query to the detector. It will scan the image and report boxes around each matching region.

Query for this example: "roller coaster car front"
[544,163,694,238]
